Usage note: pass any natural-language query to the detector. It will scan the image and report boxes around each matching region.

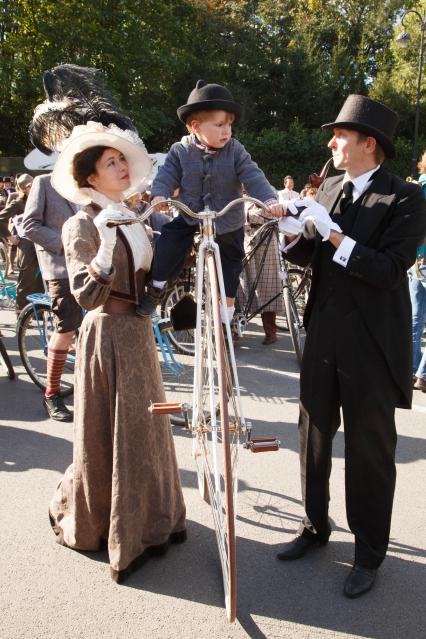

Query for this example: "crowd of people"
[1,79,425,599]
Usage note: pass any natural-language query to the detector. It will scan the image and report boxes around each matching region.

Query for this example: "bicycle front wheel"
[192,251,237,623]
[17,302,74,396]
[283,286,303,366]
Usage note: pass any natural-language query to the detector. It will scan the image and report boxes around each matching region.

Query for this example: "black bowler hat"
[177,79,242,124]
[322,94,399,159]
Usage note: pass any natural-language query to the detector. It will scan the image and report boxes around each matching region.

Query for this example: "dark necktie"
[340,180,354,214]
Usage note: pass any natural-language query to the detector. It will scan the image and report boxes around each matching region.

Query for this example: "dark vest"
[315,192,363,314]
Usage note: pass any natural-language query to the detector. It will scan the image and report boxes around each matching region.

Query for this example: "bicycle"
[0,267,17,308]
[161,265,196,356]
[16,293,75,396]
[108,197,280,622]
[16,291,192,422]
[235,219,311,365]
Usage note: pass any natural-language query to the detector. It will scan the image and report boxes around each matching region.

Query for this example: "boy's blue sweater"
[151,135,276,234]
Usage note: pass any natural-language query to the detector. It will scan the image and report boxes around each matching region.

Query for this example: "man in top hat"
[277,95,426,598]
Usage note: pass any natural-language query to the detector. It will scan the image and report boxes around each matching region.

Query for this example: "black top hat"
[177,80,242,124]
[322,94,399,159]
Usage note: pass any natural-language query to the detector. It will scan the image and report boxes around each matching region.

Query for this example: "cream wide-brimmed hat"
[51,121,152,205]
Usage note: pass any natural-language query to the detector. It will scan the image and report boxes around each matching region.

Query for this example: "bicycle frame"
[191,209,246,439]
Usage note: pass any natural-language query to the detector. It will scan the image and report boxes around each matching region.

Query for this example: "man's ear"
[365,136,377,156]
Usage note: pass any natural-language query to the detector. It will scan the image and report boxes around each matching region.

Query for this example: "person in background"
[278,95,426,598]
[23,175,82,422]
[409,150,426,392]
[239,201,284,345]
[278,175,299,203]
[299,183,318,200]
[0,174,44,311]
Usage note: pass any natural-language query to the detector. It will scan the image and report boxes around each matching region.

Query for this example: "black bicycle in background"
[234,219,311,365]
[162,219,312,366]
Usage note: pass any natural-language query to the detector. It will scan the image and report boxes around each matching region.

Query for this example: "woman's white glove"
[93,206,120,272]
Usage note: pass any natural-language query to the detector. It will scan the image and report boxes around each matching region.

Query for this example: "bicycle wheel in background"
[0,241,10,276]
[0,334,15,379]
[161,283,195,355]
[288,267,311,321]
[192,251,237,623]
[17,302,74,397]
[158,345,194,427]
[283,286,303,366]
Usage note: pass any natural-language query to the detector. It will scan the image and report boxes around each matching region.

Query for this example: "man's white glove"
[278,215,303,236]
[93,206,120,272]
[278,199,310,236]
[298,201,342,242]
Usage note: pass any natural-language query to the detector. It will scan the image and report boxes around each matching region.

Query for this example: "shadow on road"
[93,518,425,639]
[0,424,72,473]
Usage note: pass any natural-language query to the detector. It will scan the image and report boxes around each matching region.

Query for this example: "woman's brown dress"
[49,205,186,576]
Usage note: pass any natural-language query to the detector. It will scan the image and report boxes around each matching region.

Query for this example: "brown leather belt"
[99,298,135,315]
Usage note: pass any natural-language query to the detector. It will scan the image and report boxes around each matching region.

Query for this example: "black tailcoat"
[286,167,426,410]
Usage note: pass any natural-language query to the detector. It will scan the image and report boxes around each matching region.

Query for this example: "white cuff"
[332,236,356,268]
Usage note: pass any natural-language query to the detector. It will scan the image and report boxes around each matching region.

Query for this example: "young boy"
[136,80,282,322]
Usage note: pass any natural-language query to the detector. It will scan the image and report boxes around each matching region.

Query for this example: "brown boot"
[261,312,277,345]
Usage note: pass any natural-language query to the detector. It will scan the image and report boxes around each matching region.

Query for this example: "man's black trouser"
[298,298,400,569]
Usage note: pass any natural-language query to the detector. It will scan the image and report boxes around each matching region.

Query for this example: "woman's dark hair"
[72,145,110,188]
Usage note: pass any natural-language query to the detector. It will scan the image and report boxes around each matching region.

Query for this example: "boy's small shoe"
[43,393,73,422]
[136,285,165,317]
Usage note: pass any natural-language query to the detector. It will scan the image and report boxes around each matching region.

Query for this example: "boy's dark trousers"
[151,215,245,297]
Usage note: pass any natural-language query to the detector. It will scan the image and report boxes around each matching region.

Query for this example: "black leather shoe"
[136,285,165,317]
[344,564,377,599]
[277,534,329,560]
[43,393,73,422]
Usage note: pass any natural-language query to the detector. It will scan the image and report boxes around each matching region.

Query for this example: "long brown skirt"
[49,309,186,572]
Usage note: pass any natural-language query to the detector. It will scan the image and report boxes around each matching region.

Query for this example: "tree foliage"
[0,0,424,182]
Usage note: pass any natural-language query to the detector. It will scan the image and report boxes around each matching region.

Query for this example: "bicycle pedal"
[248,437,280,453]
[149,402,183,415]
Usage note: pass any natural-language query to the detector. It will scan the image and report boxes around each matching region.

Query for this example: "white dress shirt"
[278,188,299,203]
[332,165,381,268]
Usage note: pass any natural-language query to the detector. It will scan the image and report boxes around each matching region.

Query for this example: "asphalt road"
[1,305,425,639]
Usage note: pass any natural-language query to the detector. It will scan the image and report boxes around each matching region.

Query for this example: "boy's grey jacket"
[22,174,76,280]
[151,135,276,234]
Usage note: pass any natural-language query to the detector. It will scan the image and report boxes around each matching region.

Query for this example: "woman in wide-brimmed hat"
[49,121,186,583]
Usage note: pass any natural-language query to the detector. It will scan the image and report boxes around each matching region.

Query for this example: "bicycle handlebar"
[106,196,277,227]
